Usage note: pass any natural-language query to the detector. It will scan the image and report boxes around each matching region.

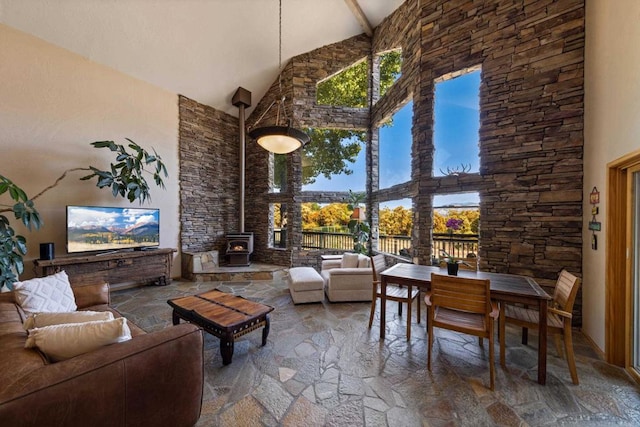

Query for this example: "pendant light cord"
[277,0,289,126]
[249,0,290,129]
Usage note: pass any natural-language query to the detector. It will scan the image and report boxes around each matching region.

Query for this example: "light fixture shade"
[249,125,311,154]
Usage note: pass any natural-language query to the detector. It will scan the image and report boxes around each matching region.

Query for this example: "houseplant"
[346,190,370,254]
[442,217,464,275]
[440,249,460,276]
[0,139,167,291]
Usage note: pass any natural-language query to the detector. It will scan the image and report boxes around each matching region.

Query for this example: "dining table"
[379,263,552,385]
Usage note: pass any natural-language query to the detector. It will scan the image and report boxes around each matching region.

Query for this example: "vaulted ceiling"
[0,0,404,116]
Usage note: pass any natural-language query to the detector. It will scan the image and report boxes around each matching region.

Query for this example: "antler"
[439,163,472,176]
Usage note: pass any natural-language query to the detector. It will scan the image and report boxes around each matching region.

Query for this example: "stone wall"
[178,95,240,255]
[178,0,585,323]
[414,0,584,321]
[244,36,373,267]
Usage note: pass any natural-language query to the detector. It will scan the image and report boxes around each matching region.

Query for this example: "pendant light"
[248,0,310,154]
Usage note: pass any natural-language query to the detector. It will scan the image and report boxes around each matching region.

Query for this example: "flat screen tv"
[66,206,160,254]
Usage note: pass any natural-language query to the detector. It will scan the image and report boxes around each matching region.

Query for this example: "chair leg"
[427,309,433,371]
[522,327,528,345]
[489,322,495,391]
[563,325,579,385]
[499,304,506,367]
[406,302,412,340]
[417,294,421,324]
[398,300,402,316]
[368,298,376,329]
[553,333,564,358]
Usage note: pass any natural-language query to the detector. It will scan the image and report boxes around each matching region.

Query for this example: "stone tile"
[282,396,327,427]
[363,407,387,427]
[252,375,294,421]
[110,278,640,427]
[325,400,365,427]
[218,395,265,427]
[486,401,524,427]
[279,367,297,382]
[386,406,422,427]
[363,396,390,412]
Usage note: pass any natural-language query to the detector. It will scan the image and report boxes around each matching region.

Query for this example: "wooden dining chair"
[368,254,420,340]
[499,269,581,384]
[425,273,498,390]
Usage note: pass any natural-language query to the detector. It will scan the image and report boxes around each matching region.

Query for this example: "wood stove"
[225,232,254,266]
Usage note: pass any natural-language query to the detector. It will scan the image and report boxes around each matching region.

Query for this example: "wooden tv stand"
[34,248,176,290]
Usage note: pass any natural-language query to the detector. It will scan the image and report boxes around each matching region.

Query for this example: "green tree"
[301,203,321,230]
[318,203,350,227]
[280,52,402,186]
[379,206,412,236]
[316,50,402,107]
[317,60,368,108]
[301,129,365,185]
[433,209,479,234]
[380,50,402,97]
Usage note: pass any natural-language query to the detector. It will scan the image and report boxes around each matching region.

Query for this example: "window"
[433,68,481,177]
[379,49,402,98]
[301,128,366,192]
[316,59,368,108]
[433,193,480,264]
[301,202,352,250]
[378,199,412,258]
[379,101,413,189]
[269,203,287,248]
[271,154,286,193]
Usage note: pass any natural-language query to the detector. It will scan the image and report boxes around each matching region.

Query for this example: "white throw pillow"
[14,271,77,314]
[23,310,114,330]
[25,317,132,362]
[341,253,360,268]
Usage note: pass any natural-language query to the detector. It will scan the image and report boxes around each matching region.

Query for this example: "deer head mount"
[440,163,472,176]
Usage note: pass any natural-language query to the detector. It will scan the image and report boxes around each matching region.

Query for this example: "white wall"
[0,24,181,280]
[584,1,640,350]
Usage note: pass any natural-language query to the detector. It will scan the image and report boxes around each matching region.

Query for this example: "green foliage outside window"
[317,60,368,108]
[379,50,402,98]
[432,209,479,234]
[279,51,403,189]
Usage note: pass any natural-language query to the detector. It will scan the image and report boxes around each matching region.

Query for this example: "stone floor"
[111,272,640,426]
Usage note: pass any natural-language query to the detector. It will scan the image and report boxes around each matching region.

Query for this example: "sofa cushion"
[341,253,360,268]
[357,255,370,268]
[25,317,132,362]
[14,271,77,314]
[23,310,114,330]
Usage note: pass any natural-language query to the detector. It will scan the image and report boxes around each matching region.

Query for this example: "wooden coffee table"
[167,289,274,365]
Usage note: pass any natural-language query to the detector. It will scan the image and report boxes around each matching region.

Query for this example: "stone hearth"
[186,262,285,282]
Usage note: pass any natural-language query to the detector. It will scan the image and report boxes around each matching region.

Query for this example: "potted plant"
[442,217,464,275]
[347,190,366,220]
[440,249,460,276]
[346,190,369,254]
[0,139,167,291]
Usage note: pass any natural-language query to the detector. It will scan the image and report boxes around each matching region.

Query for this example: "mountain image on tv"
[67,206,160,253]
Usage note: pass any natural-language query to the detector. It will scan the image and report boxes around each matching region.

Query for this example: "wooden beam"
[344,0,373,37]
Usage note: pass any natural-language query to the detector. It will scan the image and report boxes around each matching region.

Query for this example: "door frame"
[607,149,640,382]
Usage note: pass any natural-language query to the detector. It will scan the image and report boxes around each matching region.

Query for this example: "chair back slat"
[370,254,386,282]
[431,274,490,315]
[553,269,581,311]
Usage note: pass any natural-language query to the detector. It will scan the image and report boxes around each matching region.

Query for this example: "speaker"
[39,243,54,260]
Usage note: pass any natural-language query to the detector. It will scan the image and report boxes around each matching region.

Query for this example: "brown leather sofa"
[0,282,204,427]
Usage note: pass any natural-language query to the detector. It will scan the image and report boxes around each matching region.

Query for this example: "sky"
[302,70,481,208]
[67,206,159,228]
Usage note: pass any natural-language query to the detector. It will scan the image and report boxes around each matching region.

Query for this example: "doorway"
[607,150,640,382]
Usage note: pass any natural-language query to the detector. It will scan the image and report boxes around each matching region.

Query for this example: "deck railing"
[273,230,478,258]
